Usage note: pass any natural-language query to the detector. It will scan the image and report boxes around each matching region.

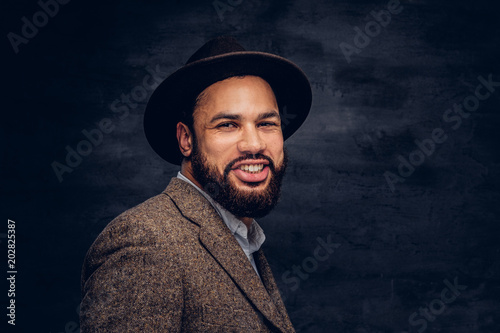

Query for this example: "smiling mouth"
[237,164,265,174]
[229,160,271,183]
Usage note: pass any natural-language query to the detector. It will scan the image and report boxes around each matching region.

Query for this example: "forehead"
[193,75,278,119]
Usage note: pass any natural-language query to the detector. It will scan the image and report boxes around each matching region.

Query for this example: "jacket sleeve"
[79,216,183,332]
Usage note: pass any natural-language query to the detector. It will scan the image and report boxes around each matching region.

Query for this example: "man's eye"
[259,122,277,127]
[217,122,235,128]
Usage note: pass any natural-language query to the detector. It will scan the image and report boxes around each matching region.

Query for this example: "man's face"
[188,75,288,218]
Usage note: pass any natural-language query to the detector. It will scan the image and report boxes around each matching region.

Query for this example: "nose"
[237,126,266,154]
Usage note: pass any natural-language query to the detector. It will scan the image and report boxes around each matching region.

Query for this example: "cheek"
[275,149,285,168]
[203,139,236,172]
[267,137,284,162]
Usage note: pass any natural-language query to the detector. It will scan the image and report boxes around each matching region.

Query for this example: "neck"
[239,217,253,229]
[180,161,204,189]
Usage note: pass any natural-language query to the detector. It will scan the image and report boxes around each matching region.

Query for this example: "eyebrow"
[209,110,280,124]
[257,110,280,121]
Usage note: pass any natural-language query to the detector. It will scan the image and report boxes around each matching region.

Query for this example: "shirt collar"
[176,171,266,252]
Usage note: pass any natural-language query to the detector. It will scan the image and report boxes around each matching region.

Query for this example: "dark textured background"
[2,0,500,332]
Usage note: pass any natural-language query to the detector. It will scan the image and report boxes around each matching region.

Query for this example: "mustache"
[223,153,276,177]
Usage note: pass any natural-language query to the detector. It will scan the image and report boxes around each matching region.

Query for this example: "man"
[80,36,312,332]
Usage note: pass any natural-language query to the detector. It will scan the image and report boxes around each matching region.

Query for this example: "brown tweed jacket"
[80,177,295,332]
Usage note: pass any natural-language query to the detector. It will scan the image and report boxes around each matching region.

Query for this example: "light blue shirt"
[176,172,266,278]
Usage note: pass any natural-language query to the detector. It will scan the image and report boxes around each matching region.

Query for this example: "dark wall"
[3,0,500,332]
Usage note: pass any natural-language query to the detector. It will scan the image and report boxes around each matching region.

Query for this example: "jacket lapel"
[164,178,289,332]
[255,250,295,332]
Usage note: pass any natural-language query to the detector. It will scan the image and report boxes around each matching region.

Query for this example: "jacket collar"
[163,177,292,332]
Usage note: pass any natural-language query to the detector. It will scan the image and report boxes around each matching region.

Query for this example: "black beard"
[190,140,288,219]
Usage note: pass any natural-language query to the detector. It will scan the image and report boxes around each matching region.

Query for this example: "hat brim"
[144,51,312,165]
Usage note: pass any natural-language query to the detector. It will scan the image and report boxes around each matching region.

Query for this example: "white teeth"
[239,164,264,173]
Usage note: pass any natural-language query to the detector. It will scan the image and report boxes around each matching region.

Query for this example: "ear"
[176,122,193,158]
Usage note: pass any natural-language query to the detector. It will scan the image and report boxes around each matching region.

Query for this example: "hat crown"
[186,36,246,64]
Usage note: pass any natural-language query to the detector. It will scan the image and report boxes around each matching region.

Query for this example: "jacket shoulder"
[81,191,195,288]
[101,192,187,244]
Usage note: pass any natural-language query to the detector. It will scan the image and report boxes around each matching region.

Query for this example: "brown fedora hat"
[144,36,312,165]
